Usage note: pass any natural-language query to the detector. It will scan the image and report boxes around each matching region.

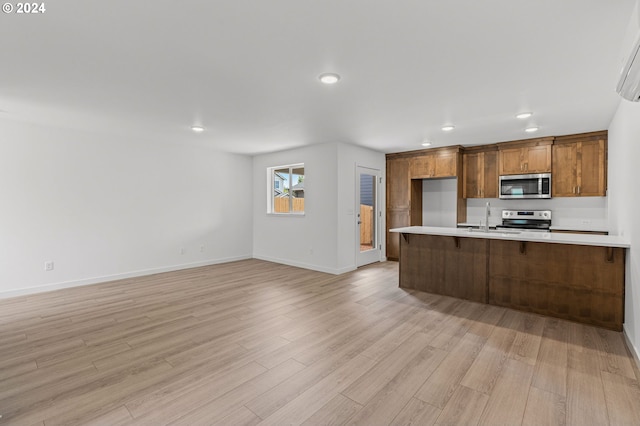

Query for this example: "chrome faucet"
[484,202,490,232]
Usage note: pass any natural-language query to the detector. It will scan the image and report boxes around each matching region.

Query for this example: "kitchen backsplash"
[465,197,608,230]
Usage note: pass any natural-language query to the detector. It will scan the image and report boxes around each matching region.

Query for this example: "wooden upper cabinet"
[579,139,606,196]
[409,150,457,178]
[552,132,607,197]
[409,154,434,179]
[552,143,577,196]
[433,151,457,177]
[498,147,524,175]
[525,144,552,173]
[463,148,497,198]
[386,157,410,209]
[463,152,482,198]
[483,150,498,198]
[498,139,552,175]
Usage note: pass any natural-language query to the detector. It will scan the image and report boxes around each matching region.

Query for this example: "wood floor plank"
[601,370,640,426]
[82,405,134,426]
[415,332,486,409]
[465,304,507,338]
[435,385,489,426]
[566,367,609,426]
[343,346,447,425]
[522,386,567,426]
[166,358,307,426]
[256,354,376,426]
[477,358,534,425]
[0,364,99,409]
[532,318,569,397]
[508,313,545,366]
[0,259,637,425]
[0,359,37,381]
[301,394,363,426]
[206,406,261,426]
[125,362,266,421]
[342,331,436,405]
[10,359,174,426]
[587,326,637,380]
[244,316,400,420]
[459,311,518,395]
[389,397,441,426]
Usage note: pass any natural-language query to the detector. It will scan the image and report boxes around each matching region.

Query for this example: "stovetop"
[497,210,552,231]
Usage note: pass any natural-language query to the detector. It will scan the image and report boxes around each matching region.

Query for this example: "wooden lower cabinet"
[399,234,488,303]
[488,240,624,331]
[398,233,625,331]
[386,209,410,260]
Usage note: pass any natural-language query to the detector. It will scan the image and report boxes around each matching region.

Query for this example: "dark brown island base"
[392,227,630,331]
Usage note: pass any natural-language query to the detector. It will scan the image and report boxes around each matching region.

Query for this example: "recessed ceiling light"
[191,126,205,133]
[421,141,432,147]
[441,125,455,132]
[319,73,340,84]
[516,112,533,119]
[525,126,539,133]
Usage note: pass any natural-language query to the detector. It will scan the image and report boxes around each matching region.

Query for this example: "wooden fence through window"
[274,198,305,213]
[360,204,374,245]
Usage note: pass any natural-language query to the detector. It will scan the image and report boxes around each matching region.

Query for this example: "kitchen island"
[391,226,630,331]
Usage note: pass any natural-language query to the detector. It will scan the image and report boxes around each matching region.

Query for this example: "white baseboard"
[0,255,252,300]
[252,254,356,275]
[623,326,640,372]
[1,253,381,300]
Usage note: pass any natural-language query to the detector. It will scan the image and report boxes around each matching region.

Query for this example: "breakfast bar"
[391,226,630,331]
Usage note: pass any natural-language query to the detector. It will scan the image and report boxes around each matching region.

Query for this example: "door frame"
[356,165,382,267]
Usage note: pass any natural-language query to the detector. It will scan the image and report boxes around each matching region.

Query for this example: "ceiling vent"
[617,32,640,102]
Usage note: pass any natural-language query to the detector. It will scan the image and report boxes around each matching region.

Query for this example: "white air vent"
[617,32,640,102]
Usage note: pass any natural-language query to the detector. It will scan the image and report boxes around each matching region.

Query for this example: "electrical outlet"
[44,261,54,271]
[179,247,185,255]
[200,245,205,253]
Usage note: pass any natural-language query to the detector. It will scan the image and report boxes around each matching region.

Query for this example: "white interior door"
[356,166,381,267]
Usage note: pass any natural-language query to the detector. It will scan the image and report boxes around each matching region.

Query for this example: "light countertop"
[391,226,630,248]
[457,222,610,233]
[548,225,609,233]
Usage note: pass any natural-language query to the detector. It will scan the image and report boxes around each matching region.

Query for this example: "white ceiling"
[0,0,636,154]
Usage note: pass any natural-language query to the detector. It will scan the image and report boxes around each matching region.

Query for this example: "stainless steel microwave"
[499,173,551,199]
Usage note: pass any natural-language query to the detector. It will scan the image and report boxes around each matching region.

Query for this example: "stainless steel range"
[496,210,552,232]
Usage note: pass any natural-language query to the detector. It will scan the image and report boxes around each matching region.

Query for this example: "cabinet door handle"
[578,186,581,194]
[573,186,576,194]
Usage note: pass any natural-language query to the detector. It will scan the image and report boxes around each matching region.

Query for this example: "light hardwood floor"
[1,259,639,425]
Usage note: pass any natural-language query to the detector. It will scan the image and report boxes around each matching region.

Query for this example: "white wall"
[466,197,608,229]
[0,120,253,298]
[422,178,458,227]
[252,142,385,274]
[608,98,640,362]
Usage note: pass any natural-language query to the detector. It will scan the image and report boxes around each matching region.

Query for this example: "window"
[268,164,304,214]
